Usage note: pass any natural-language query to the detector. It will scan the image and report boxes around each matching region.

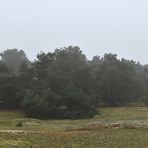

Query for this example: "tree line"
[0,46,148,119]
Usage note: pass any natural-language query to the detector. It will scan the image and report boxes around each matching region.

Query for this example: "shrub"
[16,121,23,127]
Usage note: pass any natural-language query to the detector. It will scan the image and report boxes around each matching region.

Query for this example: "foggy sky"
[0,0,148,64]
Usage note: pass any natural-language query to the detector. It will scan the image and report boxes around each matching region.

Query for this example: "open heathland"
[0,107,148,147]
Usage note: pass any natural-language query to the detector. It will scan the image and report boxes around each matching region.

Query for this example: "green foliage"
[15,121,23,127]
[22,46,96,119]
[1,47,148,118]
[22,89,61,119]
[0,49,29,74]
[92,53,146,106]
[0,62,22,108]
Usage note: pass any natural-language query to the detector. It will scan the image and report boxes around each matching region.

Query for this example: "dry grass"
[0,107,148,147]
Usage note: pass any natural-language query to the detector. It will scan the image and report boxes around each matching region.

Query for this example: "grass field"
[0,107,148,147]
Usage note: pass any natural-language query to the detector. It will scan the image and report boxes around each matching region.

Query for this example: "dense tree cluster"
[0,47,148,119]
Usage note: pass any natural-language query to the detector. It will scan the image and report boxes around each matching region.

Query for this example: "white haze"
[0,0,148,64]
